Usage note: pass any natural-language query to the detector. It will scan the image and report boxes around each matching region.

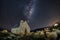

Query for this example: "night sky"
[0,0,60,30]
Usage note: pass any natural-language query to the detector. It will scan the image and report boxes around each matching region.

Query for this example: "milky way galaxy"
[24,0,36,20]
